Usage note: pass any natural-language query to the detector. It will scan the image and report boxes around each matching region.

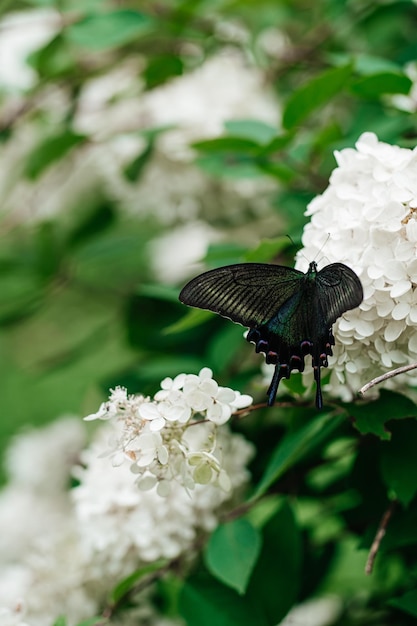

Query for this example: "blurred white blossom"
[0,10,59,91]
[0,604,30,626]
[278,595,342,626]
[390,62,417,112]
[0,417,84,564]
[83,49,279,226]
[0,418,98,625]
[295,131,417,400]
[148,221,220,284]
[0,45,278,250]
[75,48,278,154]
[5,416,85,492]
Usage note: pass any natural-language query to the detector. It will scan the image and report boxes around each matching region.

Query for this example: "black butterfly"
[179,261,363,409]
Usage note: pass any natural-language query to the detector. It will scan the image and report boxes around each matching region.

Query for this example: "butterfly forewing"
[316,263,363,325]
[179,263,304,328]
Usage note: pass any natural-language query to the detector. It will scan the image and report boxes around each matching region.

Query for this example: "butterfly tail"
[314,365,323,410]
[267,363,289,406]
[267,364,280,406]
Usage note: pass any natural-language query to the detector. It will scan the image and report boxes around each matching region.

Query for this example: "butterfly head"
[307,260,319,275]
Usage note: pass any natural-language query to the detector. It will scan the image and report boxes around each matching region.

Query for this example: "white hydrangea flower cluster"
[0,396,254,625]
[85,367,253,497]
[72,420,254,575]
[295,131,417,400]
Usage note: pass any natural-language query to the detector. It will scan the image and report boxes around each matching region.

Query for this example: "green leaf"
[354,53,405,75]
[124,140,155,182]
[282,372,308,397]
[245,495,284,531]
[380,420,417,506]
[0,267,42,322]
[165,308,214,334]
[192,136,261,154]
[144,54,184,88]
[243,237,291,263]
[193,136,266,180]
[259,132,295,156]
[379,508,417,551]
[389,589,417,618]
[247,501,302,624]
[196,154,263,179]
[131,356,203,382]
[349,390,416,440]
[52,618,67,626]
[137,283,183,304]
[207,323,246,372]
[205,519,262,594]
[27,34,75,79]
[351,72,412,98]
[66,10,154,50]
[24,130,85,179]
[224,120,278,144]
[256,160,296,182]
[179,573,268,626]
[353,53,401,76]
[71,227,148,289]
[282,64,352,129]
[204,242,248,265]
[110,560,167,604]
[252,411,344,499]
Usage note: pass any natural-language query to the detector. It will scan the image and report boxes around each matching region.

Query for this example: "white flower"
[82,369,253,496]
[179,367,252,425]
[84,401,118,421]
[72,421,254,571]
[128,431,169,467]
[295,132,417,400]
[137,403,167,431]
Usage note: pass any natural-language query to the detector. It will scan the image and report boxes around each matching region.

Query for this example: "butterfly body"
[179,260,363,409]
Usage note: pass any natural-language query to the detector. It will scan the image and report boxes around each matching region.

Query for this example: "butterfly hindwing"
[316,263,364,325]
[179,263,305,328]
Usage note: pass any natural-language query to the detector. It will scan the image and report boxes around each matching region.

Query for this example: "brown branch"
[365,500,397,575]
[358,363,417,397]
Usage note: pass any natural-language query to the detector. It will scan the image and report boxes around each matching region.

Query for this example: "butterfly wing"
[316,263,363,325]
[179,261,363,410]
[179,263,304,328]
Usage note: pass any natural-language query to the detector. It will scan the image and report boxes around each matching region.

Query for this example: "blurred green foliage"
[2,0,417,624]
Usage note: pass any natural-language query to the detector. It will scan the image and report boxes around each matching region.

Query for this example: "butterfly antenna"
[267,364,282,406]
[314,233,331,266]
[286,234,311,266]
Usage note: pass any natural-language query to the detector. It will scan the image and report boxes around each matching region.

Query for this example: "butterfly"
[179,261,363,409]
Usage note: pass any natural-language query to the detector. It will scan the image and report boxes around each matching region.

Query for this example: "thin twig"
[365,500,397,575]
[102,558,178,619]
[358,363,417,396]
